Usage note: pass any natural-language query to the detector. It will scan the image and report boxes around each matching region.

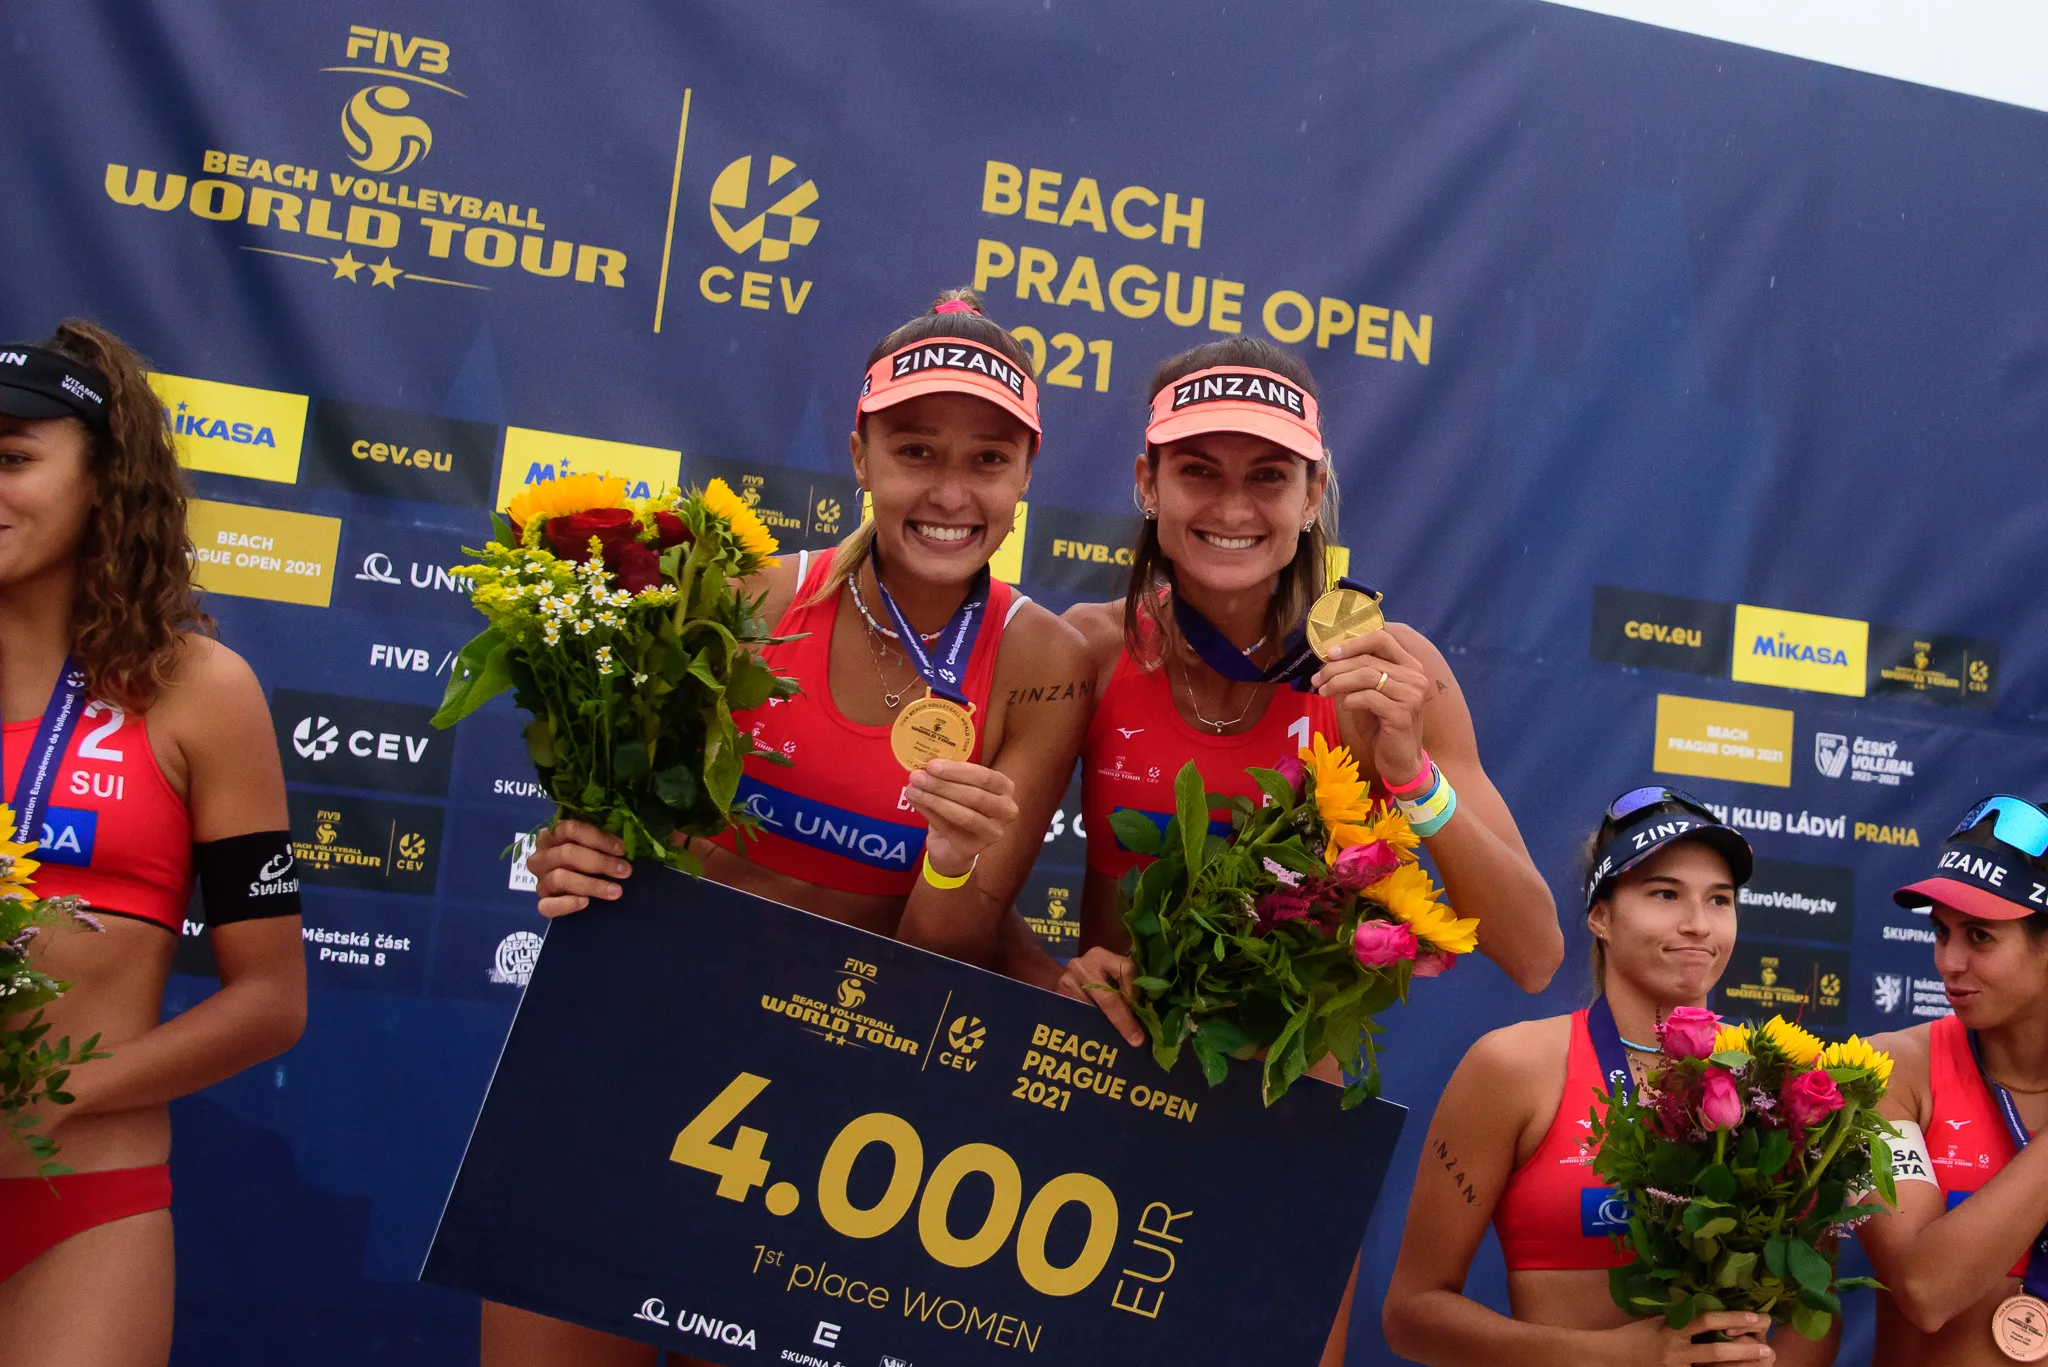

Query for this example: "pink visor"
[858,338,1041,437]
[1146,366,1323,461]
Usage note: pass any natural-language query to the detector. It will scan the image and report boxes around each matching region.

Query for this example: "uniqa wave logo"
[709,155,820,262]
[324,25,465,175]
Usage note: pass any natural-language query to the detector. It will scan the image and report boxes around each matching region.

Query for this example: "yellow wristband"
[922,851,975,889]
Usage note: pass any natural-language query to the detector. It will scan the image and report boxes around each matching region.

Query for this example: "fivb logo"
[329,26,462,175]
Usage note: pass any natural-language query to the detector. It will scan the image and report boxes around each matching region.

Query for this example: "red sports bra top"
[1927,1012,2030,1278]
[2,701,193,931]
[1080,645,1342,879]
[1493,1011,1636,1272]
[708,550,1017,897]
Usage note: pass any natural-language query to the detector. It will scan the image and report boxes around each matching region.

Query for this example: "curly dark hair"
[38,319,213,710]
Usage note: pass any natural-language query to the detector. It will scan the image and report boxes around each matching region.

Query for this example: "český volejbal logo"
[709,155,819,262]
[328,27,457,174]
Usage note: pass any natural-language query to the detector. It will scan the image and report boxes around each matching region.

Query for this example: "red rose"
[544,507,639,563]
[651,510,692,549]
[611,540,662,594]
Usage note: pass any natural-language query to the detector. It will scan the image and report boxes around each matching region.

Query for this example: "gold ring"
[1374,670,1390,693]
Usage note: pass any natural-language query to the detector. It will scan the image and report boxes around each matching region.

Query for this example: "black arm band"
[194,830,302,926]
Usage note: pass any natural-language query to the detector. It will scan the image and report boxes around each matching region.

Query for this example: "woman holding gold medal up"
[1858,795,2048,1367]
[1047,336,1565,1367]
[508,289,1093,1367]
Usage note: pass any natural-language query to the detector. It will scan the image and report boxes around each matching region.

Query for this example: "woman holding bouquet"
[1859,796,2048,1366]
[510,290,1093,1367]
[1380,788,1836,1365]
[1049,336,1561,1365]
[0,322,307,1367]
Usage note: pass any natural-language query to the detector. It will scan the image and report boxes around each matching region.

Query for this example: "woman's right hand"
[527,819,634,918]
[1597,1314,1774,1366]
[1057,946,1146,1048]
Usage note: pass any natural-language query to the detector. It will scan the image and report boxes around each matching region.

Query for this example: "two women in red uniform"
[0,322,306,1367]
[1860,796,2048,1367]
[516,290,1093,1366]
[1381,788,1833,1365]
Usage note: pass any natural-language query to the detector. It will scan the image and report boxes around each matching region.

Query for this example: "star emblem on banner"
[369,257,402,288]
[329,251,363,281]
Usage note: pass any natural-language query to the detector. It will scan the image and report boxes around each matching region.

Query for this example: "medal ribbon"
[1968,1029,2048,1297]
[6,656,89,840]
[869,554,990,707]
[1170,577,1381,693]
[1585,995,1637,1101]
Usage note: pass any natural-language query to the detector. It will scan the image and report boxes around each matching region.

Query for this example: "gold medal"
[890,695,977,771]
[1995,1294,2048,1361]
[1305,587,1386,661]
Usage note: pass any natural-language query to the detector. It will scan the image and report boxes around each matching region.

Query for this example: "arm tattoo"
[1004,678,1095,706]
[1433,1137,1481,1205]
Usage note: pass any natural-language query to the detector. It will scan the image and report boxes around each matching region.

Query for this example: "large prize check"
[424,871,1406,1367]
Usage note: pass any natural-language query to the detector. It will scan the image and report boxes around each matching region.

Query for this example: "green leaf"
[1198,1017,1250,1054]
[1790,1305,1832,1342]
[727,652,779,710]
[652,762,699,810]
[1664,1293,1700,1330]
[1757,1128,1794,1177]
[1108,809,1164,857]
[1763,1236,1788,1280]
[1715,1250,1758,1289]
[433,627,514,726]
[1695,1163,1736,1203]
[1174,763,1209,874]
[1248,767,1296,810]
[1132,976,1172,995]
[1190,1032,1229,1087]
[1708,1049,1753,1069]
[1785,1237,1832,1294]
[613,740,651,782]
[1695,1216,1738,1240]
[524,717,560,770]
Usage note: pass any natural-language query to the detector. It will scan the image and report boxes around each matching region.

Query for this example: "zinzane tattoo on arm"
[1432,1137,1481,1205]
[1004,678,1095,706]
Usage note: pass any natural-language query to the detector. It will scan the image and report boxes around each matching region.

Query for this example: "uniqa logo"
[709,155,820,262]
[1752,632,1849,666]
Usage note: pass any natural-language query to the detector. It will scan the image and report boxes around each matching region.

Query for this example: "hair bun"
[931,286,985,316]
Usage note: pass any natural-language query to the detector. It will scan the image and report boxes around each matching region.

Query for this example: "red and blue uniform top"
[709,549,1019,897]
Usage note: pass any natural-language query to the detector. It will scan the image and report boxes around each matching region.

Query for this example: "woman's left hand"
[1312,627,1433,788]
[905,757,1019,881]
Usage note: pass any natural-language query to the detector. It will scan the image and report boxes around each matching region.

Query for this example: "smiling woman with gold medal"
[509,289,1093,1367]
[1048,336,1565,1367]
[1859,795,2048,1367]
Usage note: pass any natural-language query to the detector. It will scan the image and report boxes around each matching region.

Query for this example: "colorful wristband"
[1396,769,1453,830]
[1382,751,1435,798]
[922,851,976,889]
[1408,777,1458,838]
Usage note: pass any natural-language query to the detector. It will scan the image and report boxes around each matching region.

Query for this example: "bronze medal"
[1305,587,1386,661]
[890,695,976,771]
[1995,1294,2048,1362]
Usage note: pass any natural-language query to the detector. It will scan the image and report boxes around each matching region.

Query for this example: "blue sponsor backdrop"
[5,1,2047,1362]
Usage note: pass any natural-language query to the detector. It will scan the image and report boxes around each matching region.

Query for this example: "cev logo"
[709,155,819,261]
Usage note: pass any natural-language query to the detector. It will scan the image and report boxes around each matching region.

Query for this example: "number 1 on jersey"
[1287,717,1310,755]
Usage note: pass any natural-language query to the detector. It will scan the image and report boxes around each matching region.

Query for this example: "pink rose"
[1352,919,1417,968]
[1410,948,1456,979]
[1330,841,1401,890]
[1274,754,1307,797]
[1699,1068,1744,1131]
[1658,1006,1723,1060]
[1780,1069,1846,1129]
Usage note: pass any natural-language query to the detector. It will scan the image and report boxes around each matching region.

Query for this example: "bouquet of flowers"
[0,805,109,1175]
[1589,1008,1895,1341]
[1115,736,1478,1108]
[434,475,798,872]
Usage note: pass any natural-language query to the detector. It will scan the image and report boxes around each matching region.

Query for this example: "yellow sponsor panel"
[188,499,342,607]
[1729,604,1868,698]
[495,427,683,510]
[150,372,309,483]
[857,493,1028,585]
[1652,693,1794,788]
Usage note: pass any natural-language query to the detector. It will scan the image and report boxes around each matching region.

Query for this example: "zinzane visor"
[857,338,1041,438]
[1145,365,1324,462]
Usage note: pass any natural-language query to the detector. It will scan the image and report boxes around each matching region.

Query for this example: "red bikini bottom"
[0,1164,172,1282]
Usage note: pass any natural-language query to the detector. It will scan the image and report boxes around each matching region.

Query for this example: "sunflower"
[1713,1022,1753,1056]
[1820,1035,1895,1084]
[1301,733,1373,860]
[1758,1015,1826,1068]
[506,474,633,536]
[1369,862,1479,956]
[0,803,41,894]
[1365,800,1421,856]
[701,478,780,566]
